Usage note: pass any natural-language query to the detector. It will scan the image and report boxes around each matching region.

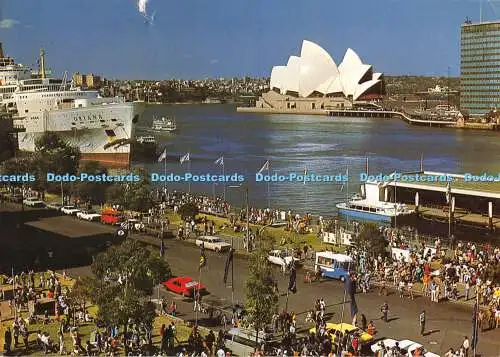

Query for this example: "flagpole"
[188,152,191,194]
[340,260,351,326]
[267,164,270,209]
[346,164,349,224]
[222,161,226,201]
[164,149,167,196]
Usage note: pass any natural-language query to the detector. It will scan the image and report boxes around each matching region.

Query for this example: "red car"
[162,277,206,297]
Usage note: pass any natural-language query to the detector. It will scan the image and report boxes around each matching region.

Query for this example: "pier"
[326,109,457,127]
[237,106,500,130]
[380,171,500,232]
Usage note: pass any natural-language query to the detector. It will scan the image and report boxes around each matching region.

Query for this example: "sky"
[1,0,499,80]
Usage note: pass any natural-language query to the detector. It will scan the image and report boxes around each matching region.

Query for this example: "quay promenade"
[236,106,500,130]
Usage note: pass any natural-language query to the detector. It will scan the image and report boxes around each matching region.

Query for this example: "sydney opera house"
[254,40,385,112]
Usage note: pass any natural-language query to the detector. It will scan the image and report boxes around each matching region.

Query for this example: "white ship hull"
[15,101,145,168]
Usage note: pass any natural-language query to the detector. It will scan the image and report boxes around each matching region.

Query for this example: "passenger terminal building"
[461,20,500,115]
[254,40,385,112]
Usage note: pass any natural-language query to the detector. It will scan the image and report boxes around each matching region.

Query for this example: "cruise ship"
[336,181,416,226]
[0,43,145,168]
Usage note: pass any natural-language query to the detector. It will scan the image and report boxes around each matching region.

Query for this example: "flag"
[257,160,270,175]
[303,168,307,185]
[340,184,344,192]
[223,248,234,284]
[351,299,358,317]
[288,264,297,293]
[180,152,190,164]
[472,302,478,348]
[160,239,165,257]
[199,243,206,270]
[215,156,224,166]
[157,148,167,163]
[445,182,451,204]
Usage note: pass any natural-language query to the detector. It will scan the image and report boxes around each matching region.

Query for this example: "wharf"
[410,204,500,230]
[236,107,500,130]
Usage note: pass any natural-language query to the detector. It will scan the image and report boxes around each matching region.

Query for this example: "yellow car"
[309,323,373,344]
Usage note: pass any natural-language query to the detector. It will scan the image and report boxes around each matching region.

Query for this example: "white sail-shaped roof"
[298,40,338,97]
[270,66,287,93]
[338,48,371,98]
[268,40,382,100]
[284,56,301,94]
[353,79,381,100]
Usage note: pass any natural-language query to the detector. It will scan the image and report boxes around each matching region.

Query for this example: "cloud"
[210,59,219,65]
[0,19,20,29]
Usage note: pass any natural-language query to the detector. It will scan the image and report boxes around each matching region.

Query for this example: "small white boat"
[136,135,156,144]
[152,116,177,132]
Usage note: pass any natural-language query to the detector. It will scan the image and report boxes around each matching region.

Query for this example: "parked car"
[76,209,101,221]
[309,323,373,345]
[224,327,269,357]
[23,197,45,207]
[268,250,300,270]
[45,202,63,211]
[371,339,439,357]
[61,205,81,215]
[162,277,206,297]
[101,209,123,225]
[195,236,231,252]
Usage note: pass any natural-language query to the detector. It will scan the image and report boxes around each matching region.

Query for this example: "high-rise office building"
[461,20,500,115]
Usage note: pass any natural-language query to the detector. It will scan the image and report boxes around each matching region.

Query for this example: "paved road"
[66,238,499,356]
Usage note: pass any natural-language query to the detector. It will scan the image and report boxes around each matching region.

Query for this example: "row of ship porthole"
[71,118,118,125]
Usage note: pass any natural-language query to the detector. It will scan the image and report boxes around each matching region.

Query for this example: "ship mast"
[39,48,46,79]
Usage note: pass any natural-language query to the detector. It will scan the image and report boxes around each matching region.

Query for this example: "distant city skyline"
[1,0,500,80]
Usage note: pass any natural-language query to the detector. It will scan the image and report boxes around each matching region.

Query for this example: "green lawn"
[179,212,333,251]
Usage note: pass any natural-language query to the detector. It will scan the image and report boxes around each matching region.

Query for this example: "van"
[315,252,354,281]
[100,209,123,225]
[224,327,268,356]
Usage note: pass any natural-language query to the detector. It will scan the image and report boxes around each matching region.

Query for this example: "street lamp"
[229,184,249,252]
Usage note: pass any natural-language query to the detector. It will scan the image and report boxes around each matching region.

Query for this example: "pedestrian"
[398,280,405,298]
[419,310,426,336]
[462,336,470,357]
[407,280,414,300]
[380,301,389,323]
[361,314,367,331]
[4,327,12,354]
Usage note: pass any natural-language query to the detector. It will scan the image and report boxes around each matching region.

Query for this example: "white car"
[61,205,81,215]
[268,250,300,270]
[45,202,63,211]
[76,210,101,221]
[23,197,45,207]
[195,236,231,252]
[371,338,440,357]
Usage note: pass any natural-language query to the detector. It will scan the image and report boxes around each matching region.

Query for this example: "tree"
[353,222,387,258]
[74,161,110,204]
[0,132,16,163]
[245,236,279,351]
[105,169,154,212]
[67,276,96,325]
[178,202,199,221]
[84,240,171,349]
[33,132,80,194]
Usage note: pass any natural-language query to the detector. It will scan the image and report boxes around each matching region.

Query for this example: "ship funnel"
[0,43,4,58]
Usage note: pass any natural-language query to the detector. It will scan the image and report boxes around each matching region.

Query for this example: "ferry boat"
[0,43,145,168]
[131,136,157,161]
[151,116,176,132]
[336,181,415,226]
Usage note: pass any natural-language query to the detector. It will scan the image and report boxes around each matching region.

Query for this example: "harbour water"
[135,103,500,216]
